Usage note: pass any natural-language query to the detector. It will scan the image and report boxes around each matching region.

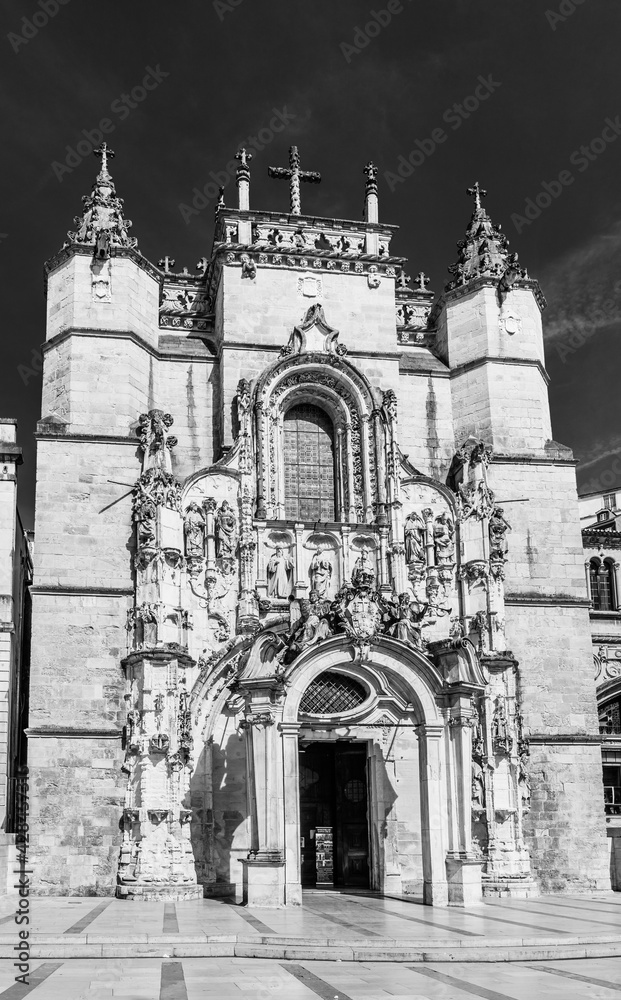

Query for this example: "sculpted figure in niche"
[183,502,205,558]
[351,549,375,590]
[489,506,511,561]
[433,512,455,565]
[215,500,237,559]
[404,511,425,565]
[267,546,293,599]
[471,760,485,812]
[309,549,333,598]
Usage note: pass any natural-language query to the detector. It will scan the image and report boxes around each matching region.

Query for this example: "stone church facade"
[28,143,609,904]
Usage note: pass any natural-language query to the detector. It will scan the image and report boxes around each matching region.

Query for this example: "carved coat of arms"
[344,592,382,641]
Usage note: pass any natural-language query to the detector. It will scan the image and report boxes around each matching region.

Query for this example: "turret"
[436,183,550,453]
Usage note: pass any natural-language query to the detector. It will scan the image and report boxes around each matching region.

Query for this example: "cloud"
[541,218,621,345]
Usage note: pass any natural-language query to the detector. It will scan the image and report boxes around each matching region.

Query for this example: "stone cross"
[467,181,487,211]
[396,271,411,290]
[94,142,115,175]
[416,271,430,290]
[158,256,176,273]
[268,146,321,216]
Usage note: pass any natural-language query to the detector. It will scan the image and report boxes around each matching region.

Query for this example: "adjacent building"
[0,420,32,893]
[26,145,610,904]
[580,488,621,886]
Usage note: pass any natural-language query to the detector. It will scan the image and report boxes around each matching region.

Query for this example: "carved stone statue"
[471,760,485,812]
[404,511,425,565]
[309,549,333,598]
[281,599,331,664]
[137,410,177,474]
[489,506,511,561]
[266,546,293,599]
[183,502,205,558]
[351,549,375,590]
[385,592,427,650]
[433,512,455,565]
[215,500,237,559]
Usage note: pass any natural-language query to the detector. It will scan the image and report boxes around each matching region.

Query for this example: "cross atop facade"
[268,146,321,216]
[94,142,115,175]
[467,181,487,212]
[158,256,176,274]
[415,271,430,290]
[396,270,411,290]
[235,148,252,171]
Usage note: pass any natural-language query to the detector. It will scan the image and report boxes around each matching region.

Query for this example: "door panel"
[299,741,369,888]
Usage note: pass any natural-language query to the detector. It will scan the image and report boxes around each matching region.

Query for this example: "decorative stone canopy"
[65,142,138,252]
[446,182,526,292]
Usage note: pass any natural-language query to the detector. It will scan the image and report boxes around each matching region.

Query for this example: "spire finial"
[446,183,525,292]
[364,161,378,193]
[64,145,137,253]
[467,181,487,212]
[94,142,115,177]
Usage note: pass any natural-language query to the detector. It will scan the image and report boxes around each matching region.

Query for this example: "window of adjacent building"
[598,510,611,522]
[283,404,337,521]
[604,764,621,814]
[604,493,617,510]
[590,558,615,611]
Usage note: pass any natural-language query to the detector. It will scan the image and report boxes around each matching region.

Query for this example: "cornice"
[504,595,590,607]
[41,327,216,363]
[526,733,602,744]
[43,243,161,289]
[30,585,133,597]
[26,726,123,740]
[448,354,550,386]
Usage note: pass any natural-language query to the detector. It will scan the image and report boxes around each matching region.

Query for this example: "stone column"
[293,523,306,598]
[445,702,483,905]
[239,682,286,906]
[280,721,302,905]
[417,723,448,906]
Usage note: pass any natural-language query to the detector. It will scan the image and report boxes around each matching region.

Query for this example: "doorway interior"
[299,740,369,888]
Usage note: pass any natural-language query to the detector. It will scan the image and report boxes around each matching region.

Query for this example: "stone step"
[2,931,621,962]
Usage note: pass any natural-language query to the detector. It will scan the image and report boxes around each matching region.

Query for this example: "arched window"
[283,404,337,521]
[590,557,615,611]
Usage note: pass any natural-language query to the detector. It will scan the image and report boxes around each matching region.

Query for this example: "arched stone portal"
[237,633,485,908]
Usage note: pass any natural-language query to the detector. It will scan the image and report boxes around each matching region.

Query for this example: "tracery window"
[590,557,615,611]
[283,404,337,521]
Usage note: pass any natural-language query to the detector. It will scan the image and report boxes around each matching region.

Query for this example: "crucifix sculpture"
[268,146,321,215]
[467,181,487,211]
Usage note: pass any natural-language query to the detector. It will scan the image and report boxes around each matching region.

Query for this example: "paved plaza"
[1,956,621,999]
[1,891,621,995]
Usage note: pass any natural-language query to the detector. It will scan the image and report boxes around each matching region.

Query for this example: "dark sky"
[3,0,621,527]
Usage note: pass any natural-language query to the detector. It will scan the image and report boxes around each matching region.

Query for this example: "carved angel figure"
[433,512,455,565]
[183,502,205,558]
[215,501,237,559]
[309,550,333,598]
[267,546,293,599]
[404,511,425,565]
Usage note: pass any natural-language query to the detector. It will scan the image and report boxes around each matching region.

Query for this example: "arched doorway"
[279,636,449,906]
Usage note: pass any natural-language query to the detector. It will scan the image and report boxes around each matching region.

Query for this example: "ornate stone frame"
[252,353,380,523]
